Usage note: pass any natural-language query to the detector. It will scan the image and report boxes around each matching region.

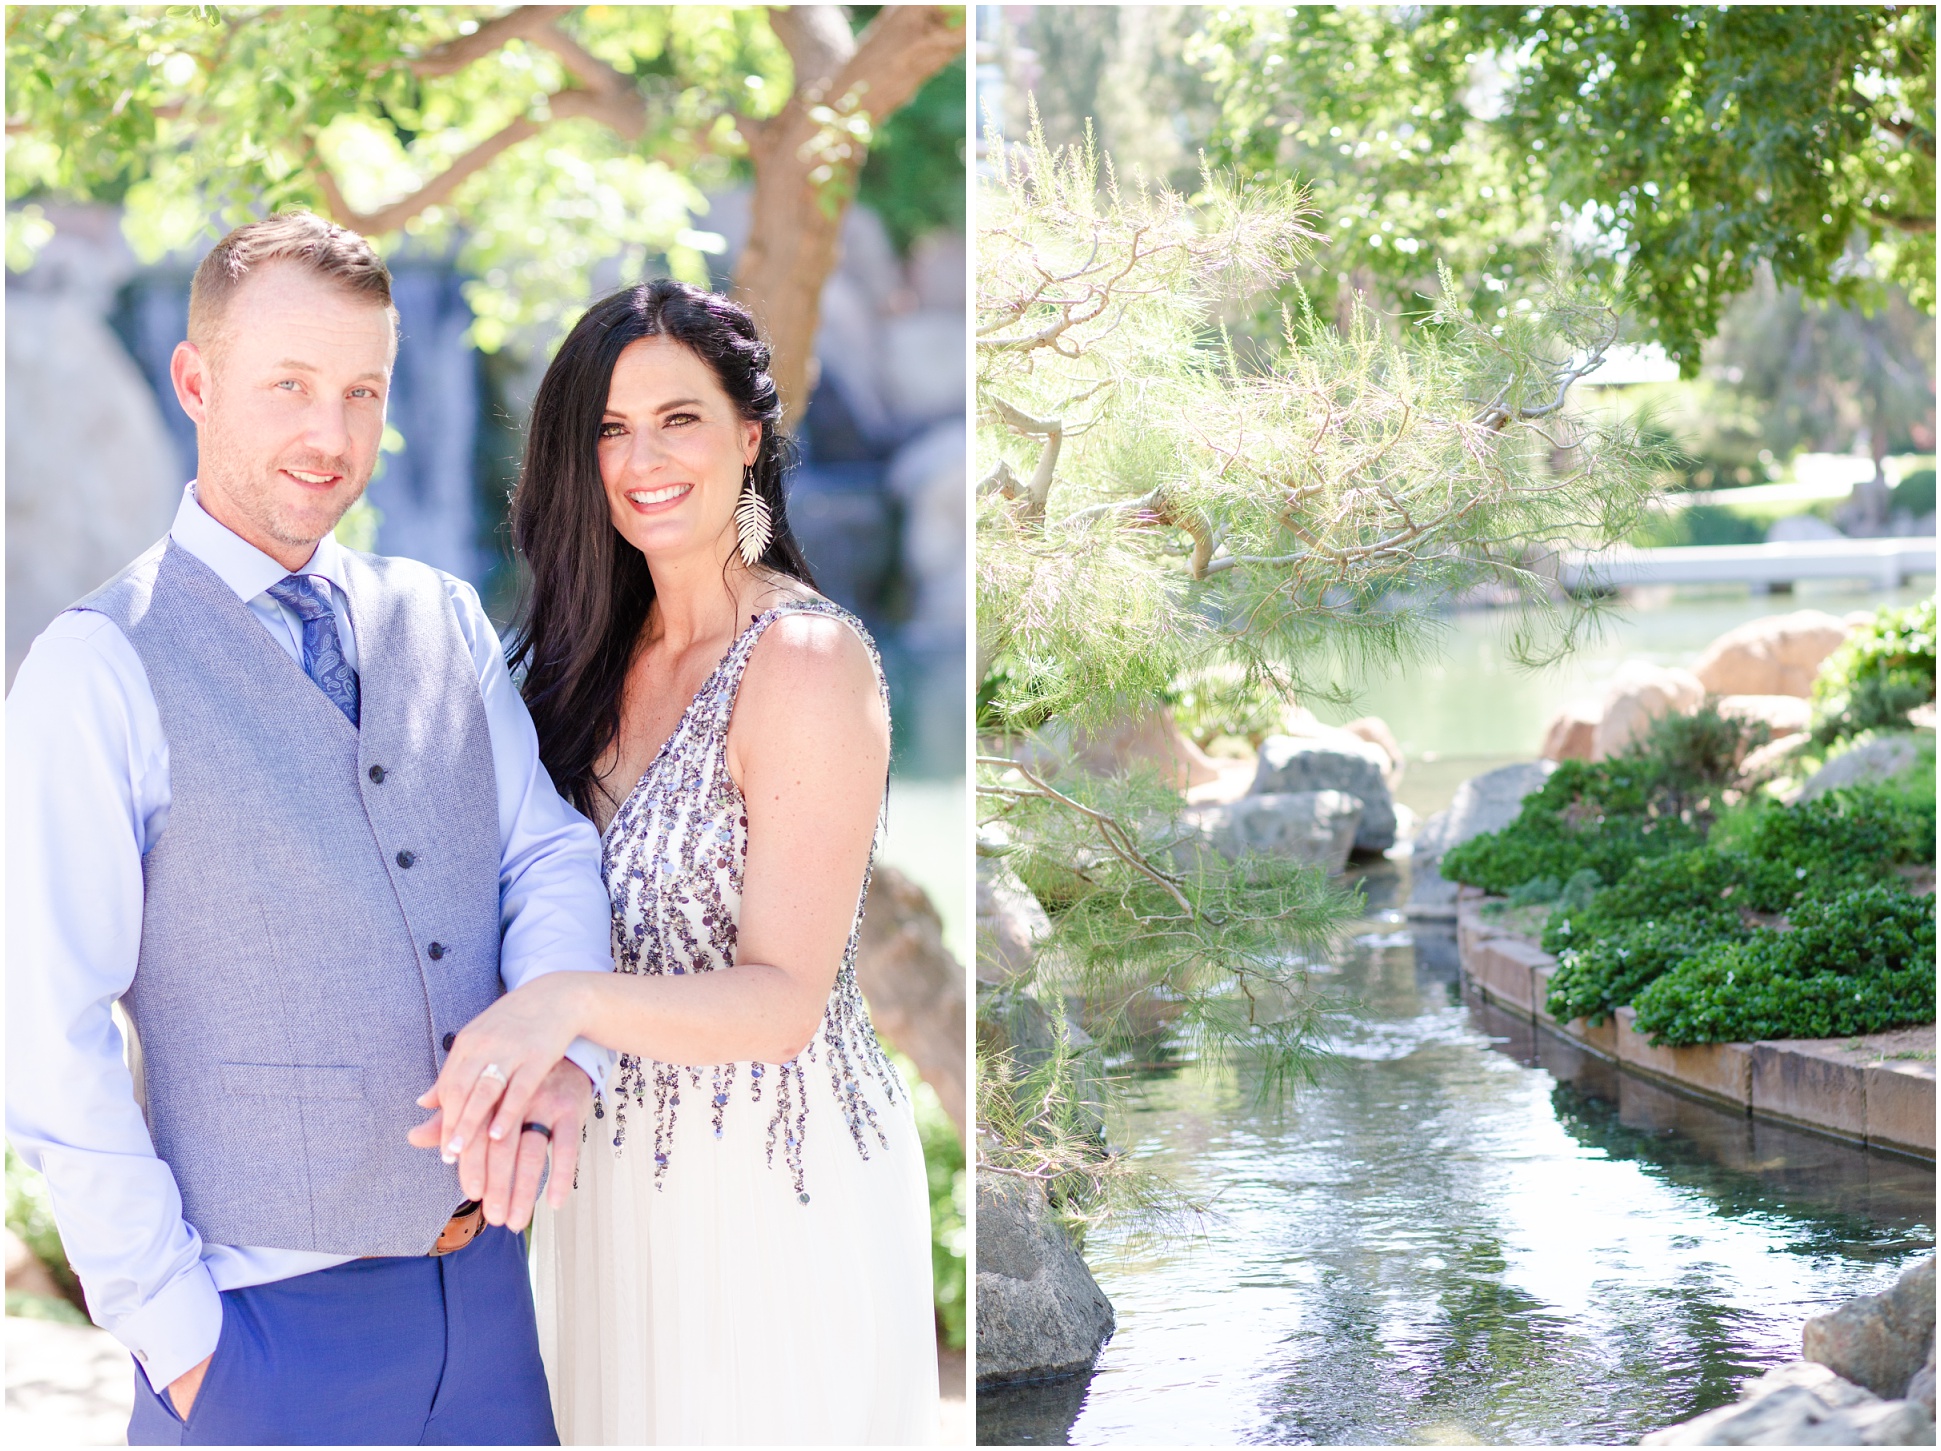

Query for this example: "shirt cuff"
[108,1259,224,1391]
[563,1036,613,1097]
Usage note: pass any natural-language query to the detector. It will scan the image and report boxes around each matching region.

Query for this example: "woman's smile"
[622,481,694,512]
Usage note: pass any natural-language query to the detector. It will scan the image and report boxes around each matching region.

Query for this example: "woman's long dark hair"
[506,279,817,817]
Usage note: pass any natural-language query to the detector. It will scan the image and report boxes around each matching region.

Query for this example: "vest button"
[369,765,387,783]
[397,850,416,869]
[427,942,445,960]
[441,1032,456,1052]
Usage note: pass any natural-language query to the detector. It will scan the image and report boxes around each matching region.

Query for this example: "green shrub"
[1629,503,1768,549]
[1893,467,1936,519]
[1811,598,1937,748]
[1747,780,1936,872]
[904,1061,967,1351]
[1537,785,1933,1024]
[1631,887,1936,1046]
[1440,704,1767,894]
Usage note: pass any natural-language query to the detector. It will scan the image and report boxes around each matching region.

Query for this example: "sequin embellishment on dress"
[595,600,903,1202]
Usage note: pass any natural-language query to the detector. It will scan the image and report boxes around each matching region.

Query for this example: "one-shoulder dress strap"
[710,598,891,736]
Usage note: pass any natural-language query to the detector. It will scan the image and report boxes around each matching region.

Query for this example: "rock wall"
[7,207,182,685]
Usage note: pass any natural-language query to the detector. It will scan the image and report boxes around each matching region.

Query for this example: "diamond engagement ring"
[480,1063,508,1086]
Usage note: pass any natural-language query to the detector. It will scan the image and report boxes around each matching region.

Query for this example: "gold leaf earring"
[734,464,771,567]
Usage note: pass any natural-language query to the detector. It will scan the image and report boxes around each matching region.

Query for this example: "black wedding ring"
[520,1121,554,1141]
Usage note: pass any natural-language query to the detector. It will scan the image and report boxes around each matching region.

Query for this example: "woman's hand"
[408,971,589,1205]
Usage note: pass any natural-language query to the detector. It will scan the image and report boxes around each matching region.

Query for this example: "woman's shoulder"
[742,598,878,697]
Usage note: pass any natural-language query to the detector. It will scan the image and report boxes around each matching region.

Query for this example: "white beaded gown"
[531,601,939,1445]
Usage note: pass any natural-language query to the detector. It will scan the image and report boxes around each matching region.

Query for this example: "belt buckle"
[429,1199,484,1256]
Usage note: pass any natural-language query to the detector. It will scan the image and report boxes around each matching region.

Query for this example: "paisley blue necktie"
[266,574,361,728]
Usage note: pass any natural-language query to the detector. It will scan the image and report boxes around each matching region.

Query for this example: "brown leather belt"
[428,1200,486,1257]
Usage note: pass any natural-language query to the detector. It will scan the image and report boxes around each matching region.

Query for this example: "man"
[6,212,613,1444]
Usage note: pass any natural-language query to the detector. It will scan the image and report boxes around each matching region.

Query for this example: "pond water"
[1304,582,1933,820]
[976,860,1936,1447]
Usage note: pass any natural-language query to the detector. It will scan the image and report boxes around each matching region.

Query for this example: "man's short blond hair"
[187,211,397,356]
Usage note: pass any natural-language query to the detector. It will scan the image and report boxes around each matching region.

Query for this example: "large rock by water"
[1718,693,1814,740]
[1407,761,1557,918]
[1641,1361,1935,1445]
[1591,661,1706,759]
[1692,610,1851,698]
[1250,734,1396,852]
[1644,1257,1938,1446]
[1804,1257,1936,1402]
[1181,790,1363,875]
[977,848,1052,986]
[1795,735,1929,804]
[976,1178,1116,1387]
[1340,716,1405,791]
[1540,699,1601,762]
[1054,708,1219,791]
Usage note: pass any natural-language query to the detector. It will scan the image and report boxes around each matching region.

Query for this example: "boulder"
[975,1177,1116,1387]
[1591,662,1706,760]
[1250,734,1396,851]
[1540,699,1601,762]
[977,851,1052,986]
[1067,708,1219,791]
[1738,732,1811,784]
[979,987,1107,1144]
[7,208,183,685]
[1805,1257,1936,1401]
[1341,716,1406,791]
[1181,790,1363,875]
[1692,611,1852,698]
[1718,693,1813,739]
[854,866,966,1138]
[1407,761,1557,918]
[1642,1361,1934,1446]
[1795,735,1927,804]
[1909,1341,1936,1421]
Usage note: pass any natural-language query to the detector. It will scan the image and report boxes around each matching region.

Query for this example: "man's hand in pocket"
[167,1353,212,1419]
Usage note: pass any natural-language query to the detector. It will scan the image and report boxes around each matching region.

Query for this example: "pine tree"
[975,118,1671,1227]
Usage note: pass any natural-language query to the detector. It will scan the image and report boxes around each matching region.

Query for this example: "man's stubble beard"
[197,406,369,553]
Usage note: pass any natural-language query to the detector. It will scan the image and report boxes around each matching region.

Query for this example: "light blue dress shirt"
[5,483,616,1389]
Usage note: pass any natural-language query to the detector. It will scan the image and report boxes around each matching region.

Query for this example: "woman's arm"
[416,614,889,1169]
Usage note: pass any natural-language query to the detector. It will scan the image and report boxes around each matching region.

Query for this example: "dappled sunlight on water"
[977,871,1934,1446]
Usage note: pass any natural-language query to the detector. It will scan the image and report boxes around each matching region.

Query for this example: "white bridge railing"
[1559,538,1936,593]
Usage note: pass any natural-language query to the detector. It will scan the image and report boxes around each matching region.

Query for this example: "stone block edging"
[1455,897,1936,1163]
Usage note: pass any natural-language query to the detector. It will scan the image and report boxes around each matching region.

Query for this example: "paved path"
[5,1312,970,1444]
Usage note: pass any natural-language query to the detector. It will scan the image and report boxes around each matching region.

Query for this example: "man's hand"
[166,1353,212,1420]
[470,1058,591,1232]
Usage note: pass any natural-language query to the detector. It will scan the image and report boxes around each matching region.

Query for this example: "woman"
[415,281,938,1443]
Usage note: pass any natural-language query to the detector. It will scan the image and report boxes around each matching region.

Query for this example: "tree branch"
[305,5,651,234]
[314,112,544,234]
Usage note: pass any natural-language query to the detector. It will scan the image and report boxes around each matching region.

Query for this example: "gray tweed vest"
[78,539,502,1256]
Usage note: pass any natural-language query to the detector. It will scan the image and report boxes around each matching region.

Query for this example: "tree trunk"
[736,5,964,425]
[854,866,967,1141]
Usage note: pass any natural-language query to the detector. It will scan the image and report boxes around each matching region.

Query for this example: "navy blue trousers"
[128,1227,557,1445]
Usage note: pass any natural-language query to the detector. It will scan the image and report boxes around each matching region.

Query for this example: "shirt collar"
[169,482,352,603]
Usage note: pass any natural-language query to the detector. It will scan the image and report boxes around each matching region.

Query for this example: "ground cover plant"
[1438,703,1768,895]
[1445,705,1937,1045]
[1811,597,1938,749]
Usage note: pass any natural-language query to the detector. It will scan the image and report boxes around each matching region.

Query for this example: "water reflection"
[976,886,1935,1446]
